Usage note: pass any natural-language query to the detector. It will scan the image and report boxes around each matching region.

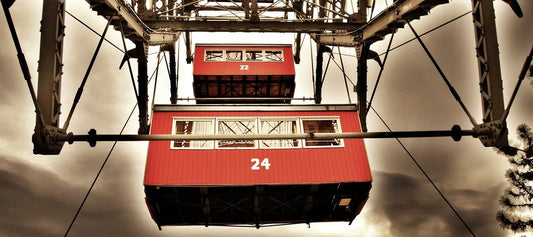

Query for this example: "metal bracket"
[32,125,66,155]
[476,120,508,147]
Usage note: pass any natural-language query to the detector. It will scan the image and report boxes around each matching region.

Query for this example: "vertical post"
[318,0,326,20]
[315,43,325,104]
[471,0,508,147]
[136,40,150,134]
[185,32,193,64]
[33,0,66,154]
[357,43,369,132]
[357,0,367,21]
[294,33,302,64]
[250,0,259,22]
[167,43,178,104]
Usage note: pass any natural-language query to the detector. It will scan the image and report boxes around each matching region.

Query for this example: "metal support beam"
[135,40,150,134]
[33,0,66,154]
[314,43,326,104]
[86,0,177,44]
[294,33,302,64]
[147,20,363,33]
[315,0,449,46]
[471,0,508,147]
[356,43,369,132]
[200,187,212,227]
[185,32,193,64]
[163,43,178,104]
[58,126,490,146]
[254,186,263,229]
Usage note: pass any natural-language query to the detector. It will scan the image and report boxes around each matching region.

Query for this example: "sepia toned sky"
[0,1,532,236]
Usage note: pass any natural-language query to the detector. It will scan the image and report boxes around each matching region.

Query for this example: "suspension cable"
[337,46,352,103]
[63,101,138,237]
[63,16,113,131]
[119,22,139,100]
[377,11,471,58]
[64,52,163,236]
[501,45,533,123]
[151,50,163,117]
[65,10,124,54]
[407,21,478,127]
[322,51,333,84]
[367,32,395,112]
[334,11,471,61]
[330,52,356,87]
[176,36,181,98]
[369,105,477,237]
[310,37,316,96]
[1,1,46,128]
[329,48,480,236]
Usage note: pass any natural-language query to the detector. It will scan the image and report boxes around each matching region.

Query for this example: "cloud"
[366,171,509,237]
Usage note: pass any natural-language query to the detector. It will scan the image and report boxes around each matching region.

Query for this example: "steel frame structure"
[30,0,512,154]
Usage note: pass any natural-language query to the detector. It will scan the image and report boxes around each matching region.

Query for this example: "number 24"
[251,158,270,170]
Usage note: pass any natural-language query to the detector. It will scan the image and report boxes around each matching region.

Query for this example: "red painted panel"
[193,45,295,76]
[144,109,371,186]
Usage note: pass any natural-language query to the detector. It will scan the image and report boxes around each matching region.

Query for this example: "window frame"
[171,117,216,150]
[215,117,259,149]
[300,116,344,148]
[258,117,300,149]
[204,49,285,62]
[168,116,344,150]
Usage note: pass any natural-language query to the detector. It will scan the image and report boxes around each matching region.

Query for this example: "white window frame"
[171,117,215,149]
[300,116,344,148]
[204,50,225,62]
[204,49,285,62]
[168,116,344,150]
[258,117,300,149]
[215,117,258,149]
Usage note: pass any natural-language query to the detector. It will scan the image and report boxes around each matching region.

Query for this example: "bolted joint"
[475,120,508,148]
[32,125,66,155]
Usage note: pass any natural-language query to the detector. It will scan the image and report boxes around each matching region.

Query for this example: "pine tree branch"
[497,210,533,232]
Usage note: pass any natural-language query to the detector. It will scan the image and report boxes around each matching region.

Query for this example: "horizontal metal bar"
[152,103,358,112]
[57,126,490,146]
[169,6,292,12]
[176,97,314,101]
[146,20,363,33]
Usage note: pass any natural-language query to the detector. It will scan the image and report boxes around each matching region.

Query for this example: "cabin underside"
[145,182,371,228]
[193,75,295,104]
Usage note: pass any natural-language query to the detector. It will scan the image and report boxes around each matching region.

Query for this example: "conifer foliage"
[497,124,533,234]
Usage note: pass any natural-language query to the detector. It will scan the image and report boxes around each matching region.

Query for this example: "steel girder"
[471,0,508,147]
[33,0,67,154]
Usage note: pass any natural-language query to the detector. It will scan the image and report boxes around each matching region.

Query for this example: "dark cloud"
[369,171,508,237]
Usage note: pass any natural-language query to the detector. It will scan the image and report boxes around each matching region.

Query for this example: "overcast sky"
[1,1,532,236]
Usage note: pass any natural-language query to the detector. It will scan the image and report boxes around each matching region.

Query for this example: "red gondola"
[193,44,295,104]
[144,44,371,228]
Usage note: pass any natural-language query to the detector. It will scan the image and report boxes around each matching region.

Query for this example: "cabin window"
[301,119,342,147]
[226,50,243,61]
[204,49,284,62]
[246,50,264,61]
[259,119,299,148]
[205,50,224,61]
[264,50,283,61]
[170,117,343,149]
[172,119,214,149]
[217,119,257,148]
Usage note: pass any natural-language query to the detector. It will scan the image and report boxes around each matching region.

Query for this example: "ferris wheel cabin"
[144,44,372,228]
[192,44,296,104]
